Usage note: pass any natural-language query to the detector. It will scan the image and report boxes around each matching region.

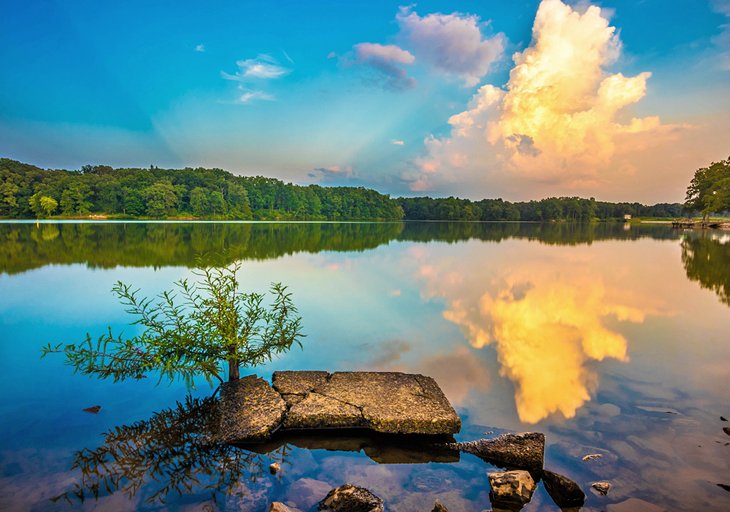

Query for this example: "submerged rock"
[215,375,287,443]
[318,484,384,512]
[581,453,603,461]
[281,371,461,435]
[591,481,611,495]
[542,469,585,508]
[488,470,536,510]
[269,503,295,512]
[454,433,544,471]
[432,500,449,511]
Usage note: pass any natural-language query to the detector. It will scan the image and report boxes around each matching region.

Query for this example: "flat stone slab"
[215,375,286,443]
[216,371,460,443]
[275,371,461,435]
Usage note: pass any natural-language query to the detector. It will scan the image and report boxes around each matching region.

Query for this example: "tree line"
[0,159,404,220]
[0,158,695,221]
[397,196,683,221]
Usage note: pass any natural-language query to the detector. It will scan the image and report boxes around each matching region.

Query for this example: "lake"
[0,221,728,511]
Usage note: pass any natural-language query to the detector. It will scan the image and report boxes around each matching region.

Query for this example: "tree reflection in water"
[681,232,730,306]
[51,395,287,508]
[50,393,460,508]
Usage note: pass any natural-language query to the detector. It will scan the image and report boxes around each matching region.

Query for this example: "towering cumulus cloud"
[414,0,666,195]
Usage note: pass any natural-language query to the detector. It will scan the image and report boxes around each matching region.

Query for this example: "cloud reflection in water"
[412,243,669,424]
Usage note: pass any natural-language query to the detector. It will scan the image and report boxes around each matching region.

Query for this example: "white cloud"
[351,43,416,90]
[396,6,505,86]
[391,139,405,145]
[222,54,291,81]
[194,44,205,53]
[222,54,290,105]
[408,0,679,196]
[235,90,274,104]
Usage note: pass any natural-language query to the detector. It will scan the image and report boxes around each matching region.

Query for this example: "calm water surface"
[0,221,728,511]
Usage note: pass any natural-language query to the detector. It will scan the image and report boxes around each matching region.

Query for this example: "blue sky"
[1,0,728,201]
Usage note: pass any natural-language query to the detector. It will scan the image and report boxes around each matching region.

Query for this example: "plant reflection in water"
[51,395,288,508]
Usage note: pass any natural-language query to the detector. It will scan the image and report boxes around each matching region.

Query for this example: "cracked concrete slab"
[278,371,461,435]
[217,371,461,443]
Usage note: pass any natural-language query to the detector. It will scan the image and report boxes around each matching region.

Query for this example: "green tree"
[122,187,146,216]
[685,157,730,220]
[144,181,178,218]
[0,178,20,216]
[40,196,58,217]
[60,183,93,216]
[42,262,304,385]
[29,192,57,218]
[226,182,252,219]
[189,187,210,217]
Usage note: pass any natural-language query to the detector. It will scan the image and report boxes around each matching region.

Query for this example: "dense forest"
[398,196,684,221]
[0,159,404,221]
[1,158,684,221]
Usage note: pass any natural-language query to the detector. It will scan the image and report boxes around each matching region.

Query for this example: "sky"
[1,0,728,202]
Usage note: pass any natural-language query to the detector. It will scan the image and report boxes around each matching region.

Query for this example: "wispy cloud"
[194,44,205,53]
[222,54,291,81]
[281,49,295,65]
[222,54,290,105]
[391,139,405,145]
[307,165,354,181]
[711,0,730,70]
[396,6,505,86]
[350,42,416,90]
[235,89,274,104]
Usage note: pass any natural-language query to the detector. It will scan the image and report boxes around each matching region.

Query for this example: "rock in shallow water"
[591,481,611,495]
[542,469,585,508]
[269,503,295,512]
[431,500,449,511]
[215,371,460,442]
[454,433,544,471]
[215,375,286,443]
[318,484,384,512]
[279,371,461,435]
[488,470,536,510]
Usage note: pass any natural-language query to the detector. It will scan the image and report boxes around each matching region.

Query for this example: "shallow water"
[0,221,728,511]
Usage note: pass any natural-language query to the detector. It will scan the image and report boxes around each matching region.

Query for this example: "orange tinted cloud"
[409,0,707,199]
